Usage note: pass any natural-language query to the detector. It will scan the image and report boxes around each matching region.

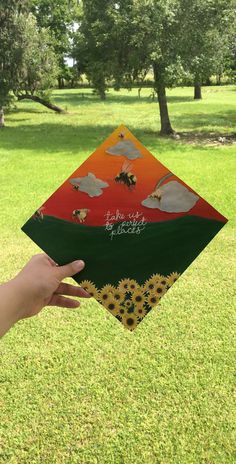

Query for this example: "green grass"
[0,86,235,464]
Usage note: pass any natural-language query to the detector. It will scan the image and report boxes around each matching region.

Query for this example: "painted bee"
[72,208,90,223]
[33,207,45,221]
[148,187,162,201]
[118,132,125,139]
[115,161,137,189]
[148,173,174,200]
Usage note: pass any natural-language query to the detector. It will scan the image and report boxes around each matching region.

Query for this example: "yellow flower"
[153,282,167,298]
[150,273,163,283]
[147,293,161,308]
[101,284,116,295]
[104,296,119,315]
[159,276,168,286]
[128,279,139,292]
[113,288,125,304]
[80,280,99,298]
[122,314,139,331]
[118,278,131,292]
[99,284,116,303]
[134,307,147,319]
[167,272,181,287]
[144,277,156,293]
[131,288,146,308]
[117,306,127,318]
[125,300,133,309]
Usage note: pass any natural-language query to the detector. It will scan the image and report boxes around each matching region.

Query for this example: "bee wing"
[122,161,132,173]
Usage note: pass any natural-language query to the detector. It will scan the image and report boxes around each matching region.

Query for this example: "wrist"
[5,278,28,321]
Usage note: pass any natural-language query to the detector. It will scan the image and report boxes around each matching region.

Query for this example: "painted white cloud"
[142,181,199,213]
[70,173,109,197]
[106,140,142,160]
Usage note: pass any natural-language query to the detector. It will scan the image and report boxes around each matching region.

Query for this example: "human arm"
[0,254,90,338]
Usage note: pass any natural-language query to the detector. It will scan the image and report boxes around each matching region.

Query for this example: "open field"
[0,86,235,463]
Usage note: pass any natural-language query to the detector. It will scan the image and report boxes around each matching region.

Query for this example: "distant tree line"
[0,0,235,133]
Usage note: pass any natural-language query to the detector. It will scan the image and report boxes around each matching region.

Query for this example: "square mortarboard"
[22,125,228,331]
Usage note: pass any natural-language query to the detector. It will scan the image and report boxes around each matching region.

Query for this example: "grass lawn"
[0,86,235,464]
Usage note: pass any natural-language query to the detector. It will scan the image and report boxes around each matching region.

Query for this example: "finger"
[55,282,91,298]
[56,260,85,280]
[48,295,81,309]
[46,255,58,266]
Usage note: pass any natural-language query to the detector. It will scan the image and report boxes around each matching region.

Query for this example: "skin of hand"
[0,254,90,338]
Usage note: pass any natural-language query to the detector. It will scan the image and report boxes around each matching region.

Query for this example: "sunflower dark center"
[151,297,157,303]
[103,294,108,300]
[127,318,134,326]
[108,303,115,310]
[149,284,154,289]
[135,295,142,302]
[157,288,162,293]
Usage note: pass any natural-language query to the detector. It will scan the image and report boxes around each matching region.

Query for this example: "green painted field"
[22,214,225,288]
[0,86,235,463]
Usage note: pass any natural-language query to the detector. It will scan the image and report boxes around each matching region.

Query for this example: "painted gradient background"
[37,125,227,226]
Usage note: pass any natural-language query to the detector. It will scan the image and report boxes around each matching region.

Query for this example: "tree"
[15,13,63,112]
[31,0,81,88]
[178,0,236,99]
[73,0,117,99]
[0,6,63,127]
[0,0,29,126]
[74,0,182,133]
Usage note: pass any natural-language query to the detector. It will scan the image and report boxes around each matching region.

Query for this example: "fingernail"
[74,260,85,271]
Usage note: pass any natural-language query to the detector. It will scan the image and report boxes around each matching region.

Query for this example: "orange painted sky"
[39,125,227,226]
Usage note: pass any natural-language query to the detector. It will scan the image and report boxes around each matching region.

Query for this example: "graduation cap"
[22,125,228,331]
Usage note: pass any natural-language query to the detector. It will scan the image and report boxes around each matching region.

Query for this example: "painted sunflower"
[153,282,167,298]
[99,284,115,304]
[104,296,119,315]
[134,307,147,319]
[128,279,139,292]
[147,293,161,308]
[117,306,127,318]
[122,313,139,331]
[159,276,168,286]
[125,300,133,310]
[150,273,163,283]
[80,280,99,299]
[113,288,125,304]
[131,288,146,308]
[143,277,156,293]
[118,278,131,293]
[101,284,116,295]
[167,272,181,287]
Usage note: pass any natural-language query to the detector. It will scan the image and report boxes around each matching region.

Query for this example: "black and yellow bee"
[115,161,137,189]
[72,208,90,223]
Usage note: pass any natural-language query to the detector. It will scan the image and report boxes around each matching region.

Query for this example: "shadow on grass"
[172,110,236,131]
[1,119,234,158]
[0,121,183,156]
[52,91,194,107]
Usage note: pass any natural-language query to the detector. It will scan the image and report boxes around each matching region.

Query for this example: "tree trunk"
[194,82,202,100]
[153,64,174,135]
[157,84,174,135]
[100,90,106,100]
[58,77,64,89]
[18,94,66,113]
[0,107,5,128]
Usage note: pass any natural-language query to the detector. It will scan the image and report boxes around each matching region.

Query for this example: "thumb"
[57,260,85,280]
